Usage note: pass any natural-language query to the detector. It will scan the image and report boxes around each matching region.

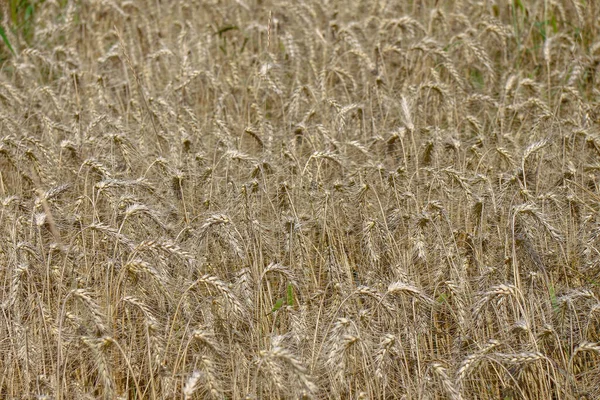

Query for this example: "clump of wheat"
[1,0,599,398]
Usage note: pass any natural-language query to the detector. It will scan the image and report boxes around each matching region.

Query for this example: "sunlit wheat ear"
[72,289,107,335]
[121,203,167,230]
[400,95,414,132]
[473,283,520,319]
[455,339,501,388]
[234,267,255,307]
[39,302,59,337]
[198,213,245,258]
[570,341,600,372]
[374,333,397,382]
[411,227,427,261]
[386,281,435,306]
[355,285,396,314]
[183,370,202,400]
[88,222,135,249]
[262,341,317,397]
[260,262,295,283]
[445,280,468,328]
[492,351,546,364]
[197,274,243,317]
[5,264,27,309]
[80,336,115,398]
[362,219,381,264]
[325,317,352,383]
[198,213,232,235]
[196,355,223,399]
[122,296,159,330]
[80,158,112,179]
[431,363,463,400]
[191,328,223,356]
[135,239,194,261]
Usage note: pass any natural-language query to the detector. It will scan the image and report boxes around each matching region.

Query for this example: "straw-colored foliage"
[1,0,599,398]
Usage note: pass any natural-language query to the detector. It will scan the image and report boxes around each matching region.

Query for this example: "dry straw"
[0,0,598,398]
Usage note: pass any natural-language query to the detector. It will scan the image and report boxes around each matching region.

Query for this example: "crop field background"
[0,0,599,398]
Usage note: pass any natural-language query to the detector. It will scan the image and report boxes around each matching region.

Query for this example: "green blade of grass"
[286,283,294,306]
[270,297,285,314]
[0,24,16,56]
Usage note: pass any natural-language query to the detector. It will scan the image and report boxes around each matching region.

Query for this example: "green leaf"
[436,293,448,304]
[25,4,34,21]
[286,283,294,306]
[550,14,558,33]
[216,25,239,37]
[0,24,16,56]
[514,0,525,13]
[271,297,285,313]
[470,68,485,90]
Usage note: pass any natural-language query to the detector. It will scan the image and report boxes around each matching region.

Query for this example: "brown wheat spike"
[362,219,381,264]
[462,34,495,81]
[325,317,352,382]
[15,242,40,262]
[80,158,112,179]
[445,280,468,328]
[122,203,167,230]
[257,349,286,392]
[198,213,232,235]
[512,203,563,241]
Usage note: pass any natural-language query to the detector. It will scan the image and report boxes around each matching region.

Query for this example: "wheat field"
[0,0,599,398]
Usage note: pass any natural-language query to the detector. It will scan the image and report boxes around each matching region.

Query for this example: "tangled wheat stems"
[1,0,600,398]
